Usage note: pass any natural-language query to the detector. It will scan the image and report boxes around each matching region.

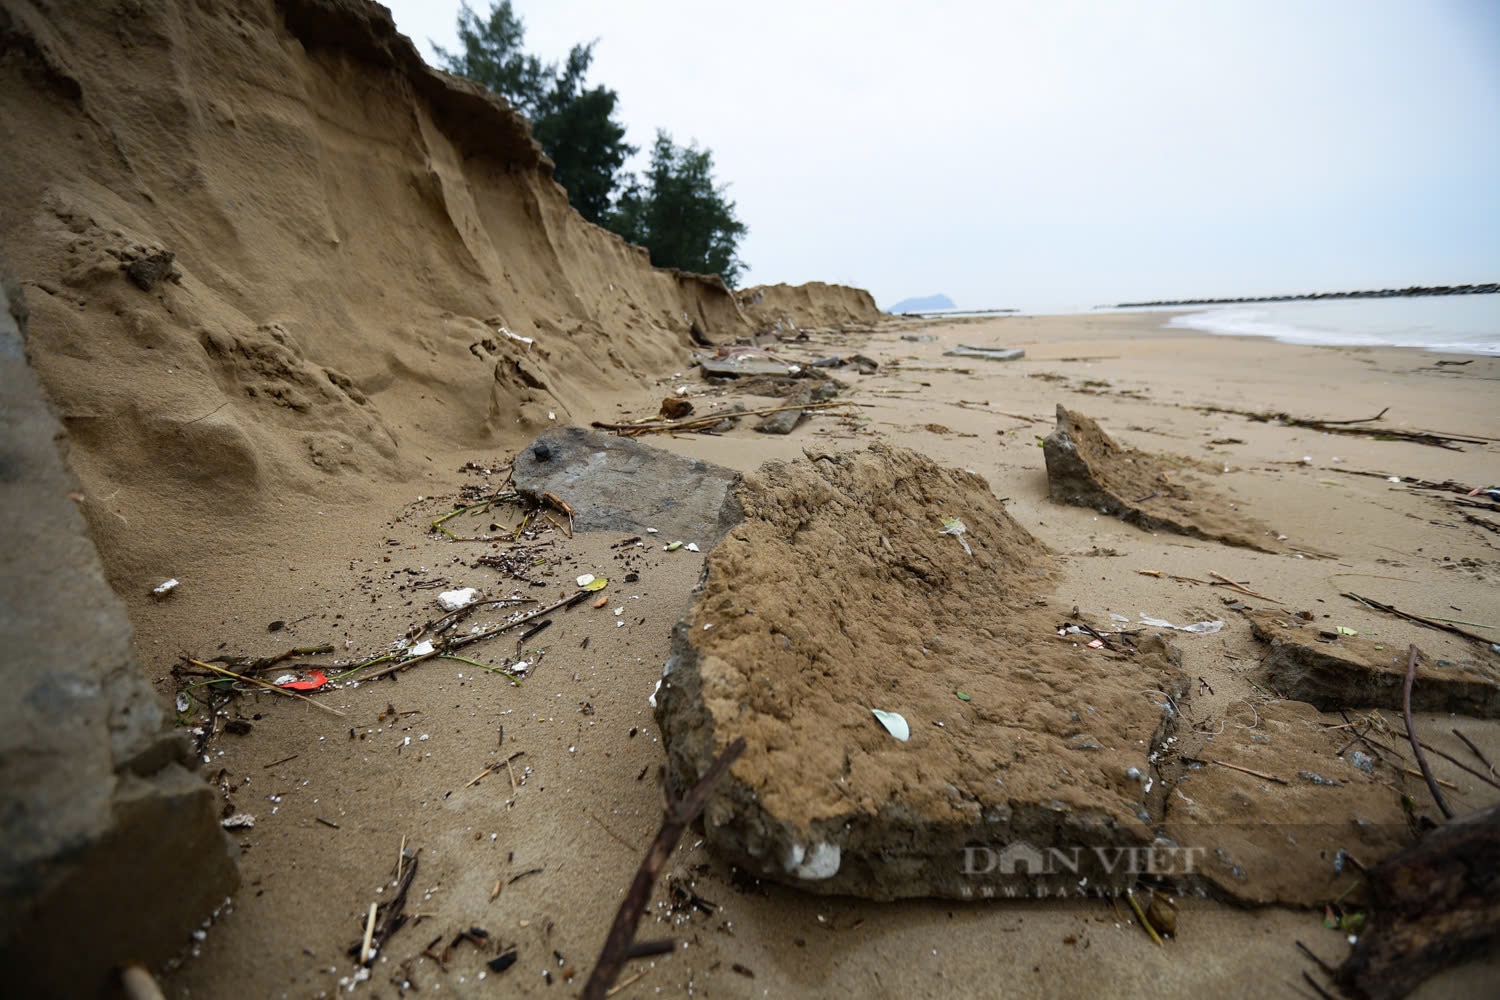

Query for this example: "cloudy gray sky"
[381,0,1499,310]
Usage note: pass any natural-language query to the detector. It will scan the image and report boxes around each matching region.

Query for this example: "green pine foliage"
[434,2,747,285]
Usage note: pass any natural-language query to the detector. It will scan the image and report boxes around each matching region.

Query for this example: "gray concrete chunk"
[512,425,744,547]
[0,267,238,993]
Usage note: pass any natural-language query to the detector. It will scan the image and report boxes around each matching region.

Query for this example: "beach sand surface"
[136,311,1500,998]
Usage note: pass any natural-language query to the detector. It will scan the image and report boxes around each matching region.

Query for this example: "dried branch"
[1403,646,1453,820]
[582,737,747,1000]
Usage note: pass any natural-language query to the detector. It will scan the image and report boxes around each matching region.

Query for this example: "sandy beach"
[118,311,1499,998]
[2,3,1497,996]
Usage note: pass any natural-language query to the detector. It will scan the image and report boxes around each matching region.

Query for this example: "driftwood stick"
[362,591,591,682]
[186,659,345,717]
[592,400,855,436]
[1209,570,1283,604]
[582,737,747,1000]
[1341,593,1493,646]
[1403,645,1453,819]
[1388,728,1500,791]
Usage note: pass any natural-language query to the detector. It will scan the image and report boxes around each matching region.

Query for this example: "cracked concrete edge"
[0,263,239,993]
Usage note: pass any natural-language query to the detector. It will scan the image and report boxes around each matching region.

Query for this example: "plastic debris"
[497,326,534,350]
[279,670,328,692]
[955,691,972,702]
[221,813,255,830]
[871,709,910,741]
[685,542,701,552]
[576,574,597,588]
[1138,613,1224,634]
[152,578,179,597]
[175,692,191,713]
[1110,613,1130,623]
[1335,626,1357,636]
[665,541,683,551]
[438,587,479,611]
[938,517,973,556]
[407,639,436,658]
[582,576,608,592]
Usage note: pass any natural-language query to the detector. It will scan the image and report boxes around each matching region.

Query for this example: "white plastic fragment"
[407,640,435,658]
[152,578,179,597]
[576,574,596,588]
[272,673,298,687]
[792,842,842,880]
[438,587,478,611]
[1109,613,1130,623]
[497,326,534,349]
[221,814,255,830]
[938,517,973,556]
[175,692,190,714]
[648,678,662,708]
[1138,613,1224,634]
[871,709,910,741]
[512,660,530,675]
[685,542,701,552]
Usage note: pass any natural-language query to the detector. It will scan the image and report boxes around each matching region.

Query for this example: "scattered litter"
[1087,639,1105,649]
[175,692,191,713]
[1336,626,1358,636]
[665,541,683,551]
[279,670,328,692]
[871,709,911,741]
[576,574,596,588]
[938,517,973,556]
[497,326,534,350]
[943,345,1025,362]
[221,813,255,830]
[685,542,701,552]
[1110,613,1130,623]
[438,588,479,611]
[1138,613,1224,634]
[646,528,659,534]
[407,640,436,658]
[649,679,662,708]
[581,576,608,592]
[272,673,297,686]
[955,691,971,702]
[152,578,179,598]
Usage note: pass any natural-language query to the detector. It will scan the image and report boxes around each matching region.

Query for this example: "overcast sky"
[381,0,1500,310]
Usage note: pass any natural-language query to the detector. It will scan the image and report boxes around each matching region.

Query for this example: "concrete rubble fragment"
[511,426,744,547]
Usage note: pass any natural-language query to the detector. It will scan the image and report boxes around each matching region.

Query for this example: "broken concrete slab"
[655,444,1189,900]
[1246,611,1500,717]
[696,351,799,378]
[0,267,238,992]
[511,425,743,547]
[754,387,812,435]
[1162,699,1413,906]
[1042,405,1286,553]
[943,344,1025,362]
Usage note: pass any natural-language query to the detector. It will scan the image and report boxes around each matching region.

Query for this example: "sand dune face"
[0,0,867,589]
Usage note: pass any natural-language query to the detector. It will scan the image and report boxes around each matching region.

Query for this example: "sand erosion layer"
[0,0,877,595]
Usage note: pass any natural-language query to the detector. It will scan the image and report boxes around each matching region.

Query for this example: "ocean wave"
[1166,298,1500,356]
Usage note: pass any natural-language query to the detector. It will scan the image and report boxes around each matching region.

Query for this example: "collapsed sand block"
[1161,699,1413,906]
[656,444,1190,900]
[1042,405,1284,553]
[1247,611,1500,718]
[511,426,744,547]
[0,272,238,990]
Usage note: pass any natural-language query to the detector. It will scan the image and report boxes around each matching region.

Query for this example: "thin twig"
[582,737,747,1000]
[1209,759,1289,784]
[1403,645,1453,819]
[1209,570,1282,604]
[186,659,345,717]
[1124,888,1163,947]
[1341,593,1492,645]
[1453,728,1496,777]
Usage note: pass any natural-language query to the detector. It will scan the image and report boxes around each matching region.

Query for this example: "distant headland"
[1110,282,1498,309]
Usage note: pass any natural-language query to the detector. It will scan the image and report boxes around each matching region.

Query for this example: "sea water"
[1162,293,1500,356]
